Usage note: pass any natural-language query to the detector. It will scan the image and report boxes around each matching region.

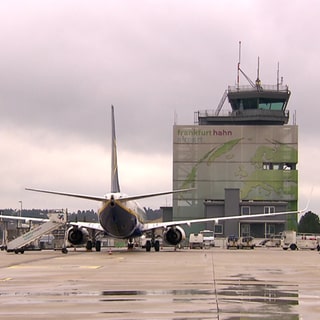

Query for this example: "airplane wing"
[0,214,105,232]
[0,214,50,223]
[142,207,308,232]
[69,221,105,232]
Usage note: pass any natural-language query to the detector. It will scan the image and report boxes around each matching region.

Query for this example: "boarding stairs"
[6,211,67,253]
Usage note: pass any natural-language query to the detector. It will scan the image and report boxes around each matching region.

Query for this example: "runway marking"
[60,265,102,269]
[0,277,12,281]
[7,265,102,269]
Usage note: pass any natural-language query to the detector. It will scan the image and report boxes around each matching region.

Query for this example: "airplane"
[1,106,308,253]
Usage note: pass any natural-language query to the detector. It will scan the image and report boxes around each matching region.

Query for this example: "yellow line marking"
[0,278,12,281]
[8,265,102,269]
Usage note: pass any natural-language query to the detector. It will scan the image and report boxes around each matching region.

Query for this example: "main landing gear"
[144,229,162,252]
[127,239,135,250]
[86,240,102,252]
[145,239,161,252]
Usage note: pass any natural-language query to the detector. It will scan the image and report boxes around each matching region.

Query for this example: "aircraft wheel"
[154,240,160,252]
[128,242,134,250]
[146,240,151,252]
[86,240,93,251]
[62,247,68,254]
[95,240,101,252]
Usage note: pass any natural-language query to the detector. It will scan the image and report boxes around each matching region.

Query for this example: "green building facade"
[172,84,298,238]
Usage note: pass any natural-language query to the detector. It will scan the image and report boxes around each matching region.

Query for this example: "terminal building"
[171,75,298,239]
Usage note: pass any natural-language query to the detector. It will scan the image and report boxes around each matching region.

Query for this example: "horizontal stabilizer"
[26,187,194,203]
[117,188,194,202]
[25,188,106,202]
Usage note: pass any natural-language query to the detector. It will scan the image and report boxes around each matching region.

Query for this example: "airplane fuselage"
[98,193,146,239]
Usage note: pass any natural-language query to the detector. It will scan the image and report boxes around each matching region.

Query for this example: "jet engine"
[67,226,89,246]
[163,226,186,246]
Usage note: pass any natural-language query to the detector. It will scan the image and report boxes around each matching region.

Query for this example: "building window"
[177,199,197,207]
[263,163,271,170]
[241,224,250,237]
[241,206,250,215]
[264,206,275,214]
[273,164,280,170]
[214,224,223,234]
[263,162,296,170]
[266,224,275,236]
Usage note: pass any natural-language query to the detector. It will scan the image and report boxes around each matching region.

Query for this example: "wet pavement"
[0,247,319,319]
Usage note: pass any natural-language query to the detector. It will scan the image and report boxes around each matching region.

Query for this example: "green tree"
[298,211,320,233]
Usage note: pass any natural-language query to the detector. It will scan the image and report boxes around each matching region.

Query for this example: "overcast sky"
[0,1,319,213]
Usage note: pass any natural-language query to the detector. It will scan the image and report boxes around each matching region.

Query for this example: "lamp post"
[18,200,22,230]
[19,200,22,217]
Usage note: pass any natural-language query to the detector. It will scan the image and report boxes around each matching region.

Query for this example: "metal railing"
[228,84,289,93]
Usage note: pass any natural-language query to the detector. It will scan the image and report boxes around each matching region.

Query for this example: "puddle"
[101,289,216,304]
[216,275,299,319]
[101,289,215,296]
[99,276,300,319]
[218,280,298,304]
[0,279,301,319]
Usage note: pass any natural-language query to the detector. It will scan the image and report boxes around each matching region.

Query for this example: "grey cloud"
[0,1,319,210]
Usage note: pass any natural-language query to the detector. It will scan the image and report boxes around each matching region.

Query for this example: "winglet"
[111,105,120,193]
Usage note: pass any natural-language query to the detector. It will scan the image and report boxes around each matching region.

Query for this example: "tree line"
[0,207,163,222]
[298,211,320,233]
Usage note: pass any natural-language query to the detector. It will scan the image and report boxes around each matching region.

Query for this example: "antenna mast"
[256,56,261,88]
[257,56,260,82]
[277,62,280,91]
[237,41,241,89]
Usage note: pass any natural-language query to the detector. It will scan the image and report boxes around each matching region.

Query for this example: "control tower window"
[259,98,285,110]
[237,98,257,110]
[235,98,286,111]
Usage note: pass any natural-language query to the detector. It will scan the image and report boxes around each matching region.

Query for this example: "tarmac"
[0,246,319,320]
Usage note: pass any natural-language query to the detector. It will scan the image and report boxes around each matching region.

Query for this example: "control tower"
[173,61,298,238]
[196,74,291,125]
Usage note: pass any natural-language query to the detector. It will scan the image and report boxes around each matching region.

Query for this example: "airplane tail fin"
[111,105,121,193]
